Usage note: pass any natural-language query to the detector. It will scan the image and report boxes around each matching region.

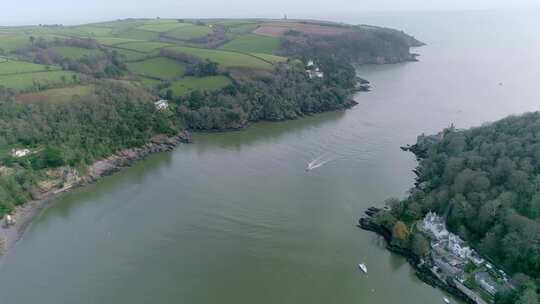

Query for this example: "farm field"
[15,85,94,103]
[228,23,261,34]
[137,22,186,32]
[0,60,58,75]
[115,29,160,41]
[165,46,272,69]
[219,34,280,54]
[0,35,32,52]
[50,46,103,59]
[168,76,231,96]
[0,70,76,90]
[94,37,142,46]
[250,53,287,63]
[127,57,185,79]
[119,41,171,53]
[164,24,213,40]
[57,26,113,37]
[105,47,147,61]
[0,18,290,96]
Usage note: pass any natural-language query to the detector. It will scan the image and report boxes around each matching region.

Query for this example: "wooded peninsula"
[0,18,421,248]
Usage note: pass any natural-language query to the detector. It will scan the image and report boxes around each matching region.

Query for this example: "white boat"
[358,263,367,273]
[443,297,450,304]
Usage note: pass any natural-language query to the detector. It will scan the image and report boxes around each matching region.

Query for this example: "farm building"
[11,148,31,158]
[154,100,169,111]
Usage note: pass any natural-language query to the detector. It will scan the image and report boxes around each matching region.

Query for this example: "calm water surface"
[1,10,540,303]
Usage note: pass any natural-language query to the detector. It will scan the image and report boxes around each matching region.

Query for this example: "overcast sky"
[3,0,540,25]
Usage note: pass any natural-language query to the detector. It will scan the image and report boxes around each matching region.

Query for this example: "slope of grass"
[58,26,113,37]
[50,46,103,59]
[250,53,287,64]
[165,46,272,70]
[115,29,159,40]
[119,41,171,53]
[0,60,59,75]
[219,34,280,54]
[168,76,231,96]
[164,24,213,40]
[94,37,142,46]
[106,47,147,61]
[127,57,186,79]
[0,70,76,90]
[0,35,31,52]
[137,22,186,32]
[228,23,260,34]
[15,85,94,103]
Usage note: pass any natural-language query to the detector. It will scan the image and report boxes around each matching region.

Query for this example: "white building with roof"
[154,100,169,111]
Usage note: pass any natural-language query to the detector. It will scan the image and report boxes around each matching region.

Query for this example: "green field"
[119,41,171,53]
[0,60,59,75]
[0,35,31,52]
[137,22,186,32]
[165,46,272,69]
[127,57,185,79]
[228,23,260,34]
[164,24,213,40]
[250,53,287,63]
[51,46,103,59]
[168,76,232,96]
[0,70,76,90]
[58,26,113,37]
[94,37,142,46]
[219,34,280,54]
[115,29,160,40]
[16,85,94,103]
[105,47,147,61]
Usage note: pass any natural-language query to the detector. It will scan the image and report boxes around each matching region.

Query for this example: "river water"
[1,10,540,304]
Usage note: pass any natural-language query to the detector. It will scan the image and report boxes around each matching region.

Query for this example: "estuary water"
[1,10,540,303]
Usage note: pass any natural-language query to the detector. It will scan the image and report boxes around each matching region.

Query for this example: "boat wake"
[306,154,335,171]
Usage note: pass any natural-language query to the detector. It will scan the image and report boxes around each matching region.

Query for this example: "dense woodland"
[278,25,422,64]
[380,113,540,303]
[0,20,420,223]
[0,82,180,215]
[172,59,357,130]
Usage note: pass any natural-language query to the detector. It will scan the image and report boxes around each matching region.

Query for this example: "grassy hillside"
[219,34,280,54]
[0,17,422,228]
[168,75,231,96]
[127,57,186,79]
[165,46,272,69]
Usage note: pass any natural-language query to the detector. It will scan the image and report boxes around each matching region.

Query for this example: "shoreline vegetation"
[359,114,540,304]
[0,132,191,256]
[0,18,422,256]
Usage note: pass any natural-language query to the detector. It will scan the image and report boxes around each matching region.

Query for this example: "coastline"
[0,131,192,257]
[357,209,476,304]
[0,53,420,258]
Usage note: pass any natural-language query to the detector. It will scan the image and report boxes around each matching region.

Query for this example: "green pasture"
[127,57,185,79]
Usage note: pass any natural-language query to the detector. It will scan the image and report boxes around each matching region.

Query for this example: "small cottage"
[154,100,169,111]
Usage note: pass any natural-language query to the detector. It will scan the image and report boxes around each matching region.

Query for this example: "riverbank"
[0,131,192,257]
[358,208,477,304]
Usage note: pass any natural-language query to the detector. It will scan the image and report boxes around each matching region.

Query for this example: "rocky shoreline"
[0,131,192,257]
[357,208,475,304]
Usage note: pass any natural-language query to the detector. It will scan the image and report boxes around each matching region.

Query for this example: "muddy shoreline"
[0,131,191,257]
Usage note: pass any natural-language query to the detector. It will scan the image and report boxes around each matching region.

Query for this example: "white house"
[11,148,31,158]
[422,212,449,240]
[154,100,169,111]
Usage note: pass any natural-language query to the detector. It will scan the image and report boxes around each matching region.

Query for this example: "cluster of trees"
[0,82,181,216]
[172,61,356,130]
[16,37,127,79]
[383,113,540,303]
[279,25,422,64]
[159,49,219,77]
